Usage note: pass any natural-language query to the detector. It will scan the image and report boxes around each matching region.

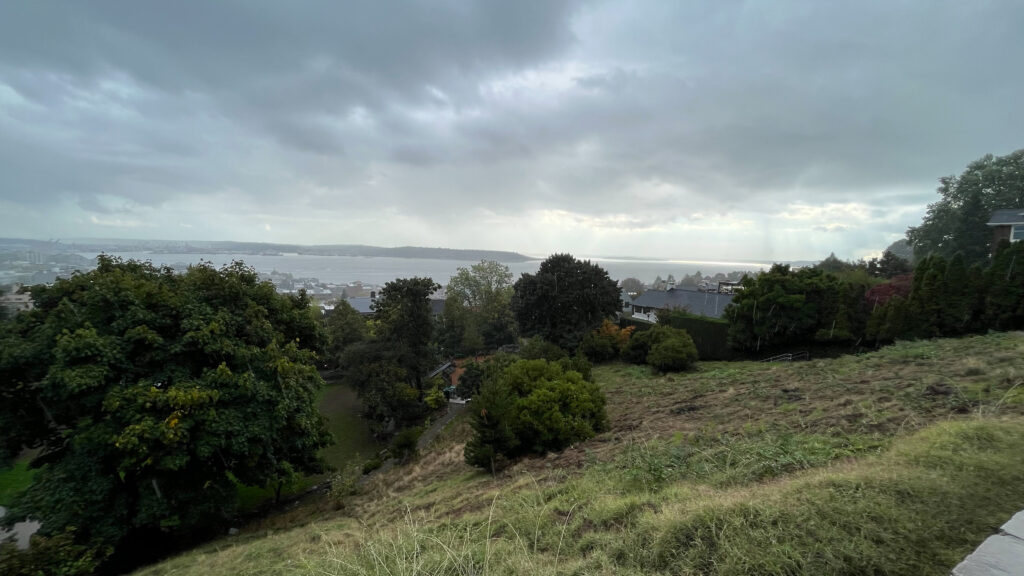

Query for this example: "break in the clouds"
[1,1,1022,261]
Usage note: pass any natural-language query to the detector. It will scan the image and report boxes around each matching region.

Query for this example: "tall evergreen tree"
[511,254,620,351]
[940,253,971,334]
[985,241,1024,330]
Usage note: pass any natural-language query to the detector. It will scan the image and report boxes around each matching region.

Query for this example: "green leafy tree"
[373,277,440,384]
[907,149,1024,265]
[441,260,516,354]
[340,342,423,434]
[0,257,330,569]
[447,260,514,310]
[322,300,368,367]
[511,254,620,350]
[341,277,441,436]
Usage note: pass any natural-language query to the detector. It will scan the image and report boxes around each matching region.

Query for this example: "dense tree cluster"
[725,264,870,351]
[867,242,1024,342]
[866,250,913,279]
[0,257,330,572]
[907,149,1024,265]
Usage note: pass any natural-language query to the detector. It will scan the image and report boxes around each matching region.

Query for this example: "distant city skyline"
[2,2,1022,261]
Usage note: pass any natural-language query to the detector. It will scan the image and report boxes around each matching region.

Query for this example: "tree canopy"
[0,257,330,570]
[342,277,441,435]
[510,254,620,350]
[724,264,867,351]
[322,300,368,367]
[439,260,516,355]
[907,149,1024,265]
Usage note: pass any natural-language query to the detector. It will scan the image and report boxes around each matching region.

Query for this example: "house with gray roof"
[343,295,445,317]
[629,287,733,321]
[987,208,1024,247]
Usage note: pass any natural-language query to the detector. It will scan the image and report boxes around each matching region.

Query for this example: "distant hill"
[20,238,534,263]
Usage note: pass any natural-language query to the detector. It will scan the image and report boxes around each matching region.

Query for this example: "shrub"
[0,528,104,576]
[622,325,699,371]
[557,352,593,382]
[465,359,607,472]
[580,330,617,362]
[581,320,635,362]
[518,336,568,361]
[424,378,447,410]
[328,463,362,503]
[361,456,384,474]
[647,334,699,371]
[623,329,656,364]
[391,426,423,462]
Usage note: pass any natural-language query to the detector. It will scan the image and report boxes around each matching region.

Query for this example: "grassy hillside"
[136,332,1024,575]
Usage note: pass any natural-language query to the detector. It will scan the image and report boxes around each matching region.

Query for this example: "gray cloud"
[0,1,1022,260]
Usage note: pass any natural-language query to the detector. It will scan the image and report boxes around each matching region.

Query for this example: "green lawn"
[317,380,382,471]
[0,459,35,507]
[235,379,382,511]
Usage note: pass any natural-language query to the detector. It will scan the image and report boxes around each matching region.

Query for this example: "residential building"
[987,209,1024,247]
[629,286,733,321]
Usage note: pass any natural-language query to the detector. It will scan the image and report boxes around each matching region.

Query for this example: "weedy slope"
[136,332,1024,576]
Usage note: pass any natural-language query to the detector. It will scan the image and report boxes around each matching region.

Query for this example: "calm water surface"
[87,252,769,285]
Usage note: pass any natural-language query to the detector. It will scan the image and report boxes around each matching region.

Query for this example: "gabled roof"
[630,288,733,318]
[987,209,1024,226]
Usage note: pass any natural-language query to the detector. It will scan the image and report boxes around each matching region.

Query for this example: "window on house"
[1013,224,1024,242]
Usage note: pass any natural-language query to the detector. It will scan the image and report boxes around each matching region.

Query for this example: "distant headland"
[0,238,535,263]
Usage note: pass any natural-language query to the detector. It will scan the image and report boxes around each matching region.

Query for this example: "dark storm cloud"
[0,1,1022,258]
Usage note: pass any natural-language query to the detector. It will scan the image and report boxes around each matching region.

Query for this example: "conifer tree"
[985,241,1024,330]
[941,253,971,334]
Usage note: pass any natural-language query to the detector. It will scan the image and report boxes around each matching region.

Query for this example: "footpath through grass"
[136,332,1024,575]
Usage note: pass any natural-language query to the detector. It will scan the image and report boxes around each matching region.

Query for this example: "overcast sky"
[1,1,1022,261]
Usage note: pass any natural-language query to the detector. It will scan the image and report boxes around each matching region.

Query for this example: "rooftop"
[987,209,1024,226]
[630,287,734,318]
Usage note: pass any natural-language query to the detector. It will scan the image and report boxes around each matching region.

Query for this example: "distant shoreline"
[1,238,535,263]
